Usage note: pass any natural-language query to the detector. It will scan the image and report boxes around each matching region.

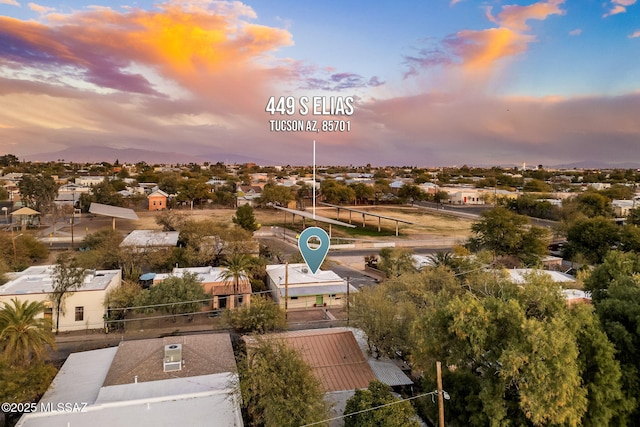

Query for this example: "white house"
[0,265,121,332]
[265,263,357,310]
[74,176,107,186]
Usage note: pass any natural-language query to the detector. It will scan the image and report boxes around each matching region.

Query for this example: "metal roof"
[368,360,413,386]
[10,207,40,216]
[120,230,179,247]
[89,203,139,220]
[319,202,416,224]
[273,205,356,228]
[254,329,377,392]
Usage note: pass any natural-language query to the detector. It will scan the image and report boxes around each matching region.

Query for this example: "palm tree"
[427,251,456,269]
[221,255,253,308]
[0,298,56,366]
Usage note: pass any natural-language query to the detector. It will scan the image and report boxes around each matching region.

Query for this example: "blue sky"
[0,0,638,166]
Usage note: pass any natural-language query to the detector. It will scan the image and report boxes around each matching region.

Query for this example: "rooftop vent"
[163,344,183,372]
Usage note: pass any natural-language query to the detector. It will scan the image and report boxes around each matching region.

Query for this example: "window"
[291,296,299,300]
[237,295,244,305]
[75,306,84,322]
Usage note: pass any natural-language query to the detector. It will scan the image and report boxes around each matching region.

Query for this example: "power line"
[299,390,443,427]
[106,289,274,312]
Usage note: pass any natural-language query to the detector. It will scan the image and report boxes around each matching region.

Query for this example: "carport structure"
[319,202,415,236]
[89,203,138,230]
[273,206,355,238]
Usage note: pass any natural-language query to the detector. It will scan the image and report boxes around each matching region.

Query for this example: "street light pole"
[71,191,75,250]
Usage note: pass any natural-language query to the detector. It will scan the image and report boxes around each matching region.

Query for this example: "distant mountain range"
[20,146,640,169]
[23,146,275,166]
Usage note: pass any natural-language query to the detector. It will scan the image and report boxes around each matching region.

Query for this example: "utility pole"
[71,190,75,250]
[437,361,445,427]
[284,262,289,320]
[346,276,350,325]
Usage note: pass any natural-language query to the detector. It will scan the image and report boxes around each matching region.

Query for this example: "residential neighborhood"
[2,156,640,426]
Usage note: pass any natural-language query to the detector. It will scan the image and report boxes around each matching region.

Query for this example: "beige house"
[265,263,357,310]
[0,265,121,332]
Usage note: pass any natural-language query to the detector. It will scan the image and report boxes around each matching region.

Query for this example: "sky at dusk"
[0,0,639,167]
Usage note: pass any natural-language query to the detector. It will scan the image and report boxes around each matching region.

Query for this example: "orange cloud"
[493,0,565,31]
[407,1,565,77]
[0,0,298,121]
[447,28,533,71]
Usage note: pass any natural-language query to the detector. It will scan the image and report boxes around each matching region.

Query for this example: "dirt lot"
[107,205,474,240]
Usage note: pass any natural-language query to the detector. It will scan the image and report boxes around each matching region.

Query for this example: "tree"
[233,204,259,232]
[583,251,640,424]
[506,194,559,220]
[143,272,207,321]
[350,182,374,205]
[321,179,356,204]
[0,233,48,271]
[467,207,549,266]
[377,247,416,278]
[397,184,424,205]
[564,217,620,264]
[224,295,286,333]
[17,174,58,214]
[352,265,626,427]
[0,299,56,366]
[238,338,328,427]
[176,178,210,209]
[257,182,294,207]
[568,303,632,426]
[155,210,186,231]
[51,253,86,333]
[103,281,144,331]
[574,192,612,218]
[522,178,552,193]
[0,154,19,167]
[0,360,57,426]
[349,282,415,358]
[221,254,253,308]
[344,380,419,427]
[427,251,456,270]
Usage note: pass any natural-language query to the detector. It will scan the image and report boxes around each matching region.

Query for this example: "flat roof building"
[265,263,357,310]
[0,265,121,332]
[17,334,243,427]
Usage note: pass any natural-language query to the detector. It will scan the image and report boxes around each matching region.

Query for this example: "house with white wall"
[265,263,357,310]
[0,265,121,332]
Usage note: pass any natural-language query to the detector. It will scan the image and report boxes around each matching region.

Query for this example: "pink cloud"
[28,2,54,14]
[603,0,636,17]
[0,1,294,108]
[0,0,20,6]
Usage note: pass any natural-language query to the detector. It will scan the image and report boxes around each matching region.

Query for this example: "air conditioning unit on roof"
[163,343,183,372]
